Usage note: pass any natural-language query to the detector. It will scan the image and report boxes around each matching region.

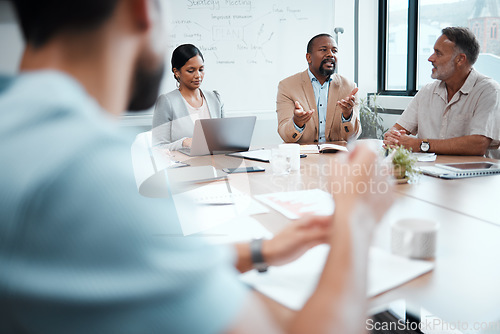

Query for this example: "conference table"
[168,143,500,330]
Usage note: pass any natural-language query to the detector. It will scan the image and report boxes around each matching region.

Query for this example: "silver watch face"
[421,141,430,152]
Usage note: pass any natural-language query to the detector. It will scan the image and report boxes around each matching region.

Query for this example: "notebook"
[178,116,256,156]
[300,143,348,154]
[419,162,500,179]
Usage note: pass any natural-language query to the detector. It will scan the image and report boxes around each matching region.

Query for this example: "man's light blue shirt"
[293,69,352,141]
[0,71,247,334]
[308,68,332,142]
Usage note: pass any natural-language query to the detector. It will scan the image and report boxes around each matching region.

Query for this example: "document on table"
[173,181,269,236]
[240,245,434,310]
[196,216,274,244]
[412,152,437,162]
[254,189,334,219]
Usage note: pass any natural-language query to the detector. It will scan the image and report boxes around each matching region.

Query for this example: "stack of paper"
[173,182,269,235]
[240,245,434,310]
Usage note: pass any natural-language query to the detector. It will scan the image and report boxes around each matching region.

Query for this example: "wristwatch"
[420,140,430,152]
[250,238,269,273]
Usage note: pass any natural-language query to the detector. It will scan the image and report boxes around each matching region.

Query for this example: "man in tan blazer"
[277,33,361,143]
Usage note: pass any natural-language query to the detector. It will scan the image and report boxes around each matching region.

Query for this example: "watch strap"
[250,238,269,273]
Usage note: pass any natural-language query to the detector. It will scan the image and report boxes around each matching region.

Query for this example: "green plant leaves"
[359,95,387,140]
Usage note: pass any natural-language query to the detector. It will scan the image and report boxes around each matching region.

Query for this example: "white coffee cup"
[391,218,439,259]
[279,143,300,171]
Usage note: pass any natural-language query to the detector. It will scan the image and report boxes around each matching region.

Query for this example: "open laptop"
[418,162,500,179]
[178,116,256,156]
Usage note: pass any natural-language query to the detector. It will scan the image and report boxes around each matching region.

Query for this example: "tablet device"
[418,162,500,179]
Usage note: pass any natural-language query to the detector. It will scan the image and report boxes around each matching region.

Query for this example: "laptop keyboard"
[178,147,191,156]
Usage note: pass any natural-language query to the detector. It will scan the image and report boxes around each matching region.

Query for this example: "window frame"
[378,0,419,96]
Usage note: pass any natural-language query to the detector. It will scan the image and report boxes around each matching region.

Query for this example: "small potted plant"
[386,146,418,183]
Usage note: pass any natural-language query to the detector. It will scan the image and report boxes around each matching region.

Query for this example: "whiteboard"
[161,0,335,113]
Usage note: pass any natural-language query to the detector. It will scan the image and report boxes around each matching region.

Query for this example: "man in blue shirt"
[0,1,394,333]
[277,33,362,143]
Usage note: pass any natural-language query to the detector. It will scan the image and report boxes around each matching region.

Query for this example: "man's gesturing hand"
[293,101,314,128]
